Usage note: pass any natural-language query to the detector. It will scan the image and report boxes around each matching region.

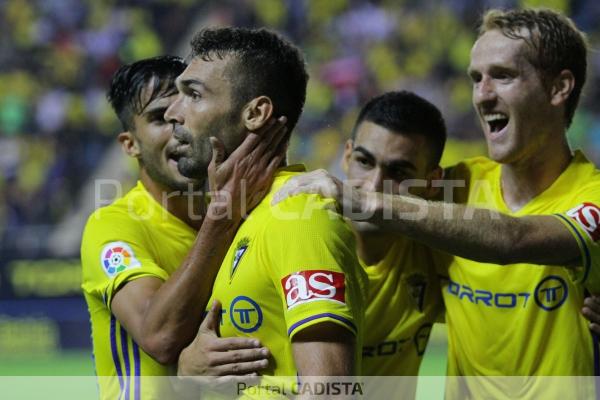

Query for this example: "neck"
[500,140,572,211]
[356,230,395,266]
[140,170,206,230]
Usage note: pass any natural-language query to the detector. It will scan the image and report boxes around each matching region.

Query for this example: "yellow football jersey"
[206,165,367,394]
[81,181,196,400]
[361,238,445,398]
[441,151,600,398]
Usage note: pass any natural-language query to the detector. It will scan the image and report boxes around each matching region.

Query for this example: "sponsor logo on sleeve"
[281,270,345,309]
[100,242,141,277]
[566,202,600,241]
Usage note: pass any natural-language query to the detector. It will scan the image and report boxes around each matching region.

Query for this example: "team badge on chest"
[231,237,250,279]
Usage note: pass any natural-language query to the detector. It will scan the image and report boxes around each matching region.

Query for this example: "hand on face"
[207,116,289,223]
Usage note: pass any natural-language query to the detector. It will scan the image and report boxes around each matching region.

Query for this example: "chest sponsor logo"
[100,242,141,278]
[446,275,568,311]
[231,237,250,279]
[281,270,345,310]
[362,322,433,359]
[567,202,600,241]
[229,296,263,333]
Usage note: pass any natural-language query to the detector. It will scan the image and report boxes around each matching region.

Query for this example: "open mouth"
[483,113,509,138]
[166,143,187,166]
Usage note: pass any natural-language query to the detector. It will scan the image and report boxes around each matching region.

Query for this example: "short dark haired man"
[275,8,600,398]
[166,27,367,392]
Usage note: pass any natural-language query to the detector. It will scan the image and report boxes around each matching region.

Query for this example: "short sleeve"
[81,208,169,309]
[263,194,367,340]
[554,201,600,292]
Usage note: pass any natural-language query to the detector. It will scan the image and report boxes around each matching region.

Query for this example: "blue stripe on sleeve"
[287,313,356,336]
[555,214,592,282]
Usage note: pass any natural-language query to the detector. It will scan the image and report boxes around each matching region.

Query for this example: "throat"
[500,147,572,211]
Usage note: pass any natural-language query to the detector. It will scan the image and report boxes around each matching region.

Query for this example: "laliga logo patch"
[567,202,600,241]
[281,270,345,309]
[100,242,141,277]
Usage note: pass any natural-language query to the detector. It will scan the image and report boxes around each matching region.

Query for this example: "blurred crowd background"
[1,0,600,363]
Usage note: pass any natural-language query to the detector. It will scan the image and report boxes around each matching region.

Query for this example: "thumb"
[209,137,226,167]
[199,300,222,336]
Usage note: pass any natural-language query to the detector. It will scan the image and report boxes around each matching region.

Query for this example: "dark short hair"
[353,91,447,167]
[107,55,187,131]
[480,8,588,127]
[189,27,308,133]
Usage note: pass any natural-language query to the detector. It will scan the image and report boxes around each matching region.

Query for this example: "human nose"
[473,76,497,106]
[363,168,384,193]
[164,94,184,125]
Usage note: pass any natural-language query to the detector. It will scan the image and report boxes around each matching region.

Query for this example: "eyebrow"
[353,146,376,161]
[141,105,168,117]
[353,145,417,171]
[178,78,212,94]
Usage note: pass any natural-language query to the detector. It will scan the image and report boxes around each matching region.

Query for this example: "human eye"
[355,156,372,168]
[190,90,202,101]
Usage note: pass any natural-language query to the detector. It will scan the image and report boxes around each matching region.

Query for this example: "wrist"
[203,205,241,232]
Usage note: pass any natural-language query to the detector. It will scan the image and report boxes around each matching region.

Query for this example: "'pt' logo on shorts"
[567,202,600,241]
[281,270,345,309]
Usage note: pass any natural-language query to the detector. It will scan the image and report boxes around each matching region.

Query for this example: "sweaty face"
[165,56,244,179]
[468,29,556,164]
[343,121,434,198]
[132,84,199,192]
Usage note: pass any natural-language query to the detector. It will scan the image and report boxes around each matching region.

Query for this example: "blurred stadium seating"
[1,0,600,389]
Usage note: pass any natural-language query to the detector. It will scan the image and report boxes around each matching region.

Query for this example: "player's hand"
[174,300,270,396]
[271,169,378,217]
[207,116,288,223]
[582,295,600,334]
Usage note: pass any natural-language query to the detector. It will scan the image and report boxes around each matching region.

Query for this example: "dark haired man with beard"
[166,27,367,393]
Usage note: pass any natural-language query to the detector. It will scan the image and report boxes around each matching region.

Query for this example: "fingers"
[234,116,288,162]
[209,347,270,369]
[209,137,226,167]
[583,296,600,333]
[272,176,301,205]
[209,336,263,351]
[214,358,269,376]
[229,117,286,161]
[199,300,222,334]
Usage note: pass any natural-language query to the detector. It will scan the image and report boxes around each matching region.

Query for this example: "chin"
[177,158,208,180]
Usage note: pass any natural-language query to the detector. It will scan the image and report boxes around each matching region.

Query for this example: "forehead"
[354,121,427,160]
[469,29,532,70]
[179,54,233,83]
[137,81,176,112]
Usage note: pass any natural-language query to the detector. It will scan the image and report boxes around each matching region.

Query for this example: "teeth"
[483,113,508,122]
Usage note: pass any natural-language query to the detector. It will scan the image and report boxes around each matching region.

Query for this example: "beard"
[173,111,241,179]
[138,145,201,193]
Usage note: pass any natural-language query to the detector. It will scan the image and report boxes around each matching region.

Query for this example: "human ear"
[341,139,354,174]
[242,96,274,131]
[550,69,575,108]
[117,131,141,158]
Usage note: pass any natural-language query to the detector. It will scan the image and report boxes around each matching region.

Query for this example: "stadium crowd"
[2,0,600,253]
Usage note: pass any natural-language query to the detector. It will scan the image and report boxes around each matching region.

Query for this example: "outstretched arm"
[273,169,581,267]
